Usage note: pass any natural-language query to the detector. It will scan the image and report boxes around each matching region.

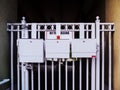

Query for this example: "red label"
[56,35,60,39]
[92,55,96,58]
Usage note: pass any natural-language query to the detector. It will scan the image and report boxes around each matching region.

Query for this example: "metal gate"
[7,16,114,90]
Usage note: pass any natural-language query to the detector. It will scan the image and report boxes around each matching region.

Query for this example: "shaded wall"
[106,0,120,90]
[0,0,17,89]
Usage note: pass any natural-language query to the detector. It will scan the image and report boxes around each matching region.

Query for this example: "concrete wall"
[106,0,120,90]
[0,0,17,89]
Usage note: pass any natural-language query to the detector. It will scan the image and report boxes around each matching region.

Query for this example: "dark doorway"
[18,0,105,22]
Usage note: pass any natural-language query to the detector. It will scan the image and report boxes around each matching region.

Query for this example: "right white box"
[71,39,97,58]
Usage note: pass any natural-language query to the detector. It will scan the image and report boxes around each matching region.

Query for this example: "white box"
[71,39,96,58]
[17,39,44,63]
[45,40,70,58]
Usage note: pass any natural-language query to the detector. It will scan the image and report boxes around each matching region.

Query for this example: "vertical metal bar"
[52,59,54,90]
[31,66,34,90]
[31,23,37,39]
[45,25,47,40]
[45,60,47,90]
[79,23,84,90]
[79,59,82,90]
[91,23,95,90]
[17,26,20,39]
[38,29,40,39]
[69,32,73,40]
[26,66,29,90]
[71,25,74,39]
[21,63,24,90]
[56,23,61,36]
[95,16,100,90]
[59,60,61,90]
[102,27,105,90]
[92,24,95,39]
[11,27,14,90]
[37,26,41,90]
[86,25,89,38]
[86,59,89,90]
[72,24,75,39]
[91,23,96,90]
[80,23,84,39]
[17,62,20,90]
[109,31,112,90]
[37,25,41,90]
[37,24,41,90]
[65,60,68,90]
[72,60,75,90]
[17,26,20,90]
[21,63,29,90]
[91,58,95,90]
[86,24,89,90]
[72,31,74,40]
[38,63,40,90]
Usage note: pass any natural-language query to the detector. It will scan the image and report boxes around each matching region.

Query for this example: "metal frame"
[7,16,114,90]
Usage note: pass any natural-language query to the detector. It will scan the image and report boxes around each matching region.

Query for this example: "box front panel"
[18,39,44,63]
[45,40,70,58]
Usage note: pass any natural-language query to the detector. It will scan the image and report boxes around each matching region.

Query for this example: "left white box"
[17,39,44,63]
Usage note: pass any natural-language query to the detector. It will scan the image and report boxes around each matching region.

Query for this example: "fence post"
[21,17,28,38]
[95,16,100,90]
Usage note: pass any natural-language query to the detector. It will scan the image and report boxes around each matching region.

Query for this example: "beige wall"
[0,0,17,89]
[106,0,120,90]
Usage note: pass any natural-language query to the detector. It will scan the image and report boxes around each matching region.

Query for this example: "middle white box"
[45,40,70,58]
